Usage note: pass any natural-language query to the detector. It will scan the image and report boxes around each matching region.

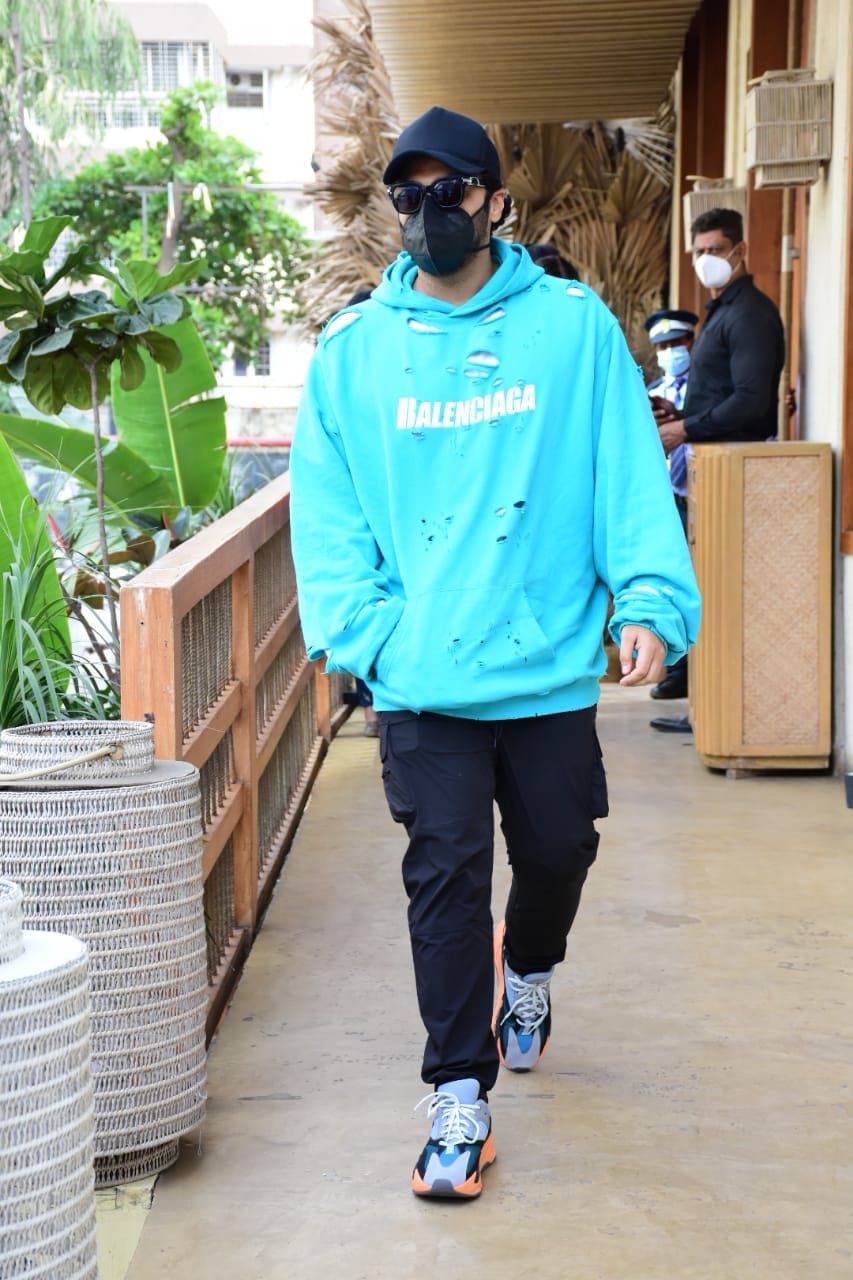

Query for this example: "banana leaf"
[0,413,180,520]
[21,216,74,257]
[0,433,70,661]
[111,317,227,511]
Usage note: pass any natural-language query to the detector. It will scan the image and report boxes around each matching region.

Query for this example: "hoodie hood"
[373,238,543,317]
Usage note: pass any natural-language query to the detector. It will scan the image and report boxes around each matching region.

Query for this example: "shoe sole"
[491,920,549,1073]
[492,919,508,1066]
[411,1130,497,1198]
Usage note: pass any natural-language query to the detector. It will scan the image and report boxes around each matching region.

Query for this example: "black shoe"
[650,669,688,700]
[649,714,692,733]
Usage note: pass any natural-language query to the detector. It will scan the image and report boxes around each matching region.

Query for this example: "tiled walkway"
[118,687,852,1280]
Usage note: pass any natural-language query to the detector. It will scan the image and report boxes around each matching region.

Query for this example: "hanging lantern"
[0,721,207,1187]
[0,877,97,1278]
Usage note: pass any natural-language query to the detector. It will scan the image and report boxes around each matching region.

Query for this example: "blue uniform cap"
[644,308,698,344]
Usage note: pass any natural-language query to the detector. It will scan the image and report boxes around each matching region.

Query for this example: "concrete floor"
[115,687,852,1280]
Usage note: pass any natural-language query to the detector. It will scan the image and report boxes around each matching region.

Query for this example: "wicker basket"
[0,878,97,1279]
[0,719,155,778]
[0,721,207,1187]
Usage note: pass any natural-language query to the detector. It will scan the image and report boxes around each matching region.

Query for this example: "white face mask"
[693,246,737,290]
[657,344,691,378]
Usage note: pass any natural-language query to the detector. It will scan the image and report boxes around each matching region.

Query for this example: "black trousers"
[378,707,608,1092]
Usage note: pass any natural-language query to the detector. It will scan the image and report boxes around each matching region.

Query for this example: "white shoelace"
[414,1091,484,1147]
[501,972,551,1035]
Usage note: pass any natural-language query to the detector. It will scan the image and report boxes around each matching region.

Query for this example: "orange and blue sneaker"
[411,1078,496,1198]
[492,920,553,1072]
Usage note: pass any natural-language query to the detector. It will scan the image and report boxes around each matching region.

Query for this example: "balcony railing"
[120,473,349,1039]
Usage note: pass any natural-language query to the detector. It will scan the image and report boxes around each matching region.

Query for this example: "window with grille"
[74,42,223,130]
[226,71,265,109]
[233,340,271,377]
[255,339,271,377]
[141,42,219,93]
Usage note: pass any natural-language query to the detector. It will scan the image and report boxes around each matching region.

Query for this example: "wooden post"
[120,581,183,761]
[314,658,332,744]
[230,560,258,931]
[676,0,729,313]
[746,0,790,311]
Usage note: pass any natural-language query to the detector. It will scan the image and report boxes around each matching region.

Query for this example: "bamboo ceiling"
[365,0,702,124]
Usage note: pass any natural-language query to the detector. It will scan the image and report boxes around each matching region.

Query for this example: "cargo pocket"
[379,719,417,827]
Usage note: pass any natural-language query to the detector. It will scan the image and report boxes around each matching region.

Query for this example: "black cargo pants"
[378,706,608,1092]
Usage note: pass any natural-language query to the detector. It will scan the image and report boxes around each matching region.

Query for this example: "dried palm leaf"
[301,0,673,362]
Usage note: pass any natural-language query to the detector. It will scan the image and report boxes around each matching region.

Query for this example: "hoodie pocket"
[374,584,555,710]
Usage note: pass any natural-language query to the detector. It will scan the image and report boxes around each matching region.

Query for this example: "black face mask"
[400,198,492,276]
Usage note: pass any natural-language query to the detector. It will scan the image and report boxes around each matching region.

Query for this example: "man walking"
[290,106,701,1199]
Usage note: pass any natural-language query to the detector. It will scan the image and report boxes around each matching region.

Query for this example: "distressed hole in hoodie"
[408,317,445,334]
[324,310,363,340]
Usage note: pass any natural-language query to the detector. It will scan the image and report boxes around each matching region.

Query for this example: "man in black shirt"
[651,206,785,732]
[655,206,785,451]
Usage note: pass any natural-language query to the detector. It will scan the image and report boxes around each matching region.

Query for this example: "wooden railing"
[120,473,350,1039]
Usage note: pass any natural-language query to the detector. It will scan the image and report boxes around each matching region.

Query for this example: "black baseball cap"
[383,106,502,187]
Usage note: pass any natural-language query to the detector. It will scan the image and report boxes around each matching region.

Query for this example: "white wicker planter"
[0,878,97,1279]
[0,722,207,1187]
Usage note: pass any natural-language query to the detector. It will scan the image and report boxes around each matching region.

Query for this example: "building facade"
[76,0,319,437]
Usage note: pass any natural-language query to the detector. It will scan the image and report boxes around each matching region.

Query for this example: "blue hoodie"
[290,240,701,718]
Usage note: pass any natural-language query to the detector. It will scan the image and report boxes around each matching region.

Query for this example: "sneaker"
[411,1079,496,1198]
[492,920,552,1072]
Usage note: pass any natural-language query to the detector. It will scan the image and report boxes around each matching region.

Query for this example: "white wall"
[120,0,313,46]
[799,0,853,769]
[215,66,316,212]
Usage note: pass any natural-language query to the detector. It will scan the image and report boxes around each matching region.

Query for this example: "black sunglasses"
[386,175,488,216]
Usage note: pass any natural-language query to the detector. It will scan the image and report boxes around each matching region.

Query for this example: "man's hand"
[649,395,679,424]
[619,624,666,687]
[658,418,688,455]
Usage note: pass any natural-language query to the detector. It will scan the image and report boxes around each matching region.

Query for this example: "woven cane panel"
[204,836,235,983]
[742,456,821,745]
[0,896,97,1279]
[255,623,308,737]
[0,743,207,1172]
[254,526,296,648]
[0,720,154,777]
[181,579,233,740]
[257,681,317,872]
[198,727,237,831]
